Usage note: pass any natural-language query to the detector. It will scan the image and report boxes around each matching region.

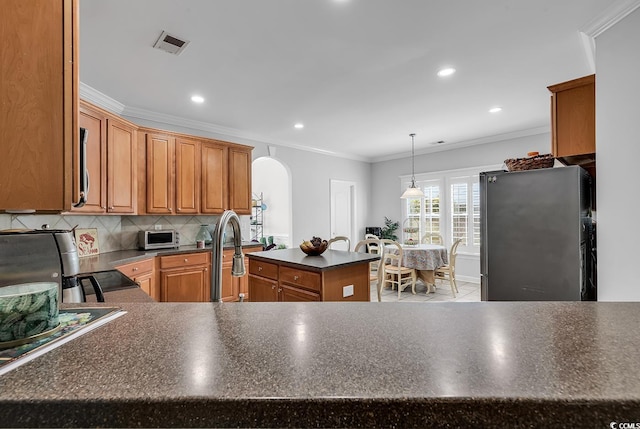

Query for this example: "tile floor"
[370,278,480,302]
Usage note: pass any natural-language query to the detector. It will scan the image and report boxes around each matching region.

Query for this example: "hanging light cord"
[410,133,416,186]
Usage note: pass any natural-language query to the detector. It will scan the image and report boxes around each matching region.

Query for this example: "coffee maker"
[0,229,104,303]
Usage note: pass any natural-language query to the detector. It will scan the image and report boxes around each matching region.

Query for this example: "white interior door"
[330,180,356,251]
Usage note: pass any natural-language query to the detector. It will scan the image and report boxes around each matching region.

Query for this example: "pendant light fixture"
[401,133,425,199]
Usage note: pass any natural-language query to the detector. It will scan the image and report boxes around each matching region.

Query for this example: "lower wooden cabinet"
[159,252,211,302]
[115,258,158,301]
[221,245,262,302]
[248,254,370,302]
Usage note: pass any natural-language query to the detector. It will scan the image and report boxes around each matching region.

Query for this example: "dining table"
[385,243,448,293]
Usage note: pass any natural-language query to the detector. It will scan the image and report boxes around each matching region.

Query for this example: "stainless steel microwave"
[138,230,179,250]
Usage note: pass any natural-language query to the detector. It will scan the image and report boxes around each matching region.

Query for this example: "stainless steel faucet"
[210,210,246,302]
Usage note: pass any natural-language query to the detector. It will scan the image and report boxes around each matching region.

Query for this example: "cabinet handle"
[133,267,138,271]
[101,206,106,209]
[205,268,208,272]
[278,288,282,292]
[271,285,276,289]
[109,206,114,210]
[294,275,299,281]
[258,266,262,271]
[184,258,188,262]
[177,208,181,211]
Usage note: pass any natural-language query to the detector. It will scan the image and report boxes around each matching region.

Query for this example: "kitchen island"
[247,248,379,302]
[1,301,640,428]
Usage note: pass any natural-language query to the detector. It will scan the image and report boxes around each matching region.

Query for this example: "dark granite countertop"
[1,301,640,427]
[79,242,263,273]
[248,248,379,271]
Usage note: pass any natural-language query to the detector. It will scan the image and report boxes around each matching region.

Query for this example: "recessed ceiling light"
[489,107,502,113]
[294,123,304,129]
[191,95,205,103]
[437,67,456,77]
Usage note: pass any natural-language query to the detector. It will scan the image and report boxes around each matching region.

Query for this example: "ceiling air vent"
[152,30,190,55]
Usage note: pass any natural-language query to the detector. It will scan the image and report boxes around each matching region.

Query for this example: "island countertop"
[1,301,640,427]
[247,248,379,271]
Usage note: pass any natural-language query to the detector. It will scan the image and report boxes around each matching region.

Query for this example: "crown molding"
[78,82,125,115]
[580,0,640,73]
[371,126,550,163]
[78,83,368,162]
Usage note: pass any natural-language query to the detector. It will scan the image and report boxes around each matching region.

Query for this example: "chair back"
[422,232,444,245]
[327,235,351,251]
[364,233,380,254]
[449,238,463,269]
[355,238,384,278]
[380,239,403,269]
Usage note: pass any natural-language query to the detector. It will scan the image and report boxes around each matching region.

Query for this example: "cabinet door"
[146,133,174,214]
[279,284,321,302]
[248,275,278,302]
[161,268,206,302]
[107,118,136,213]
[228,146,252,215]
[201,141,228,214]
[175,137,200,214]
[75,103,107,213]
[134,272,153,298]
[221,250,236,302]
[548,75,595,158]
[1,0,76,211]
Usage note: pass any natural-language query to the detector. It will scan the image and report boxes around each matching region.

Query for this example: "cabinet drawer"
[160,252,209,269]
[249,259,278,280]
[279,266,321,292]
[116,258,154,277]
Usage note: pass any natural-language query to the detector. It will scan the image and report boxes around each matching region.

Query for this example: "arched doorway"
[251,156,292,248]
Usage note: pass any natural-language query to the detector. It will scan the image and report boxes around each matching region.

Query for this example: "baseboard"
[456,275,480,284]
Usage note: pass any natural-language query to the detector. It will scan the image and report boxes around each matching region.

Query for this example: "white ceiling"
[79,0,613,162]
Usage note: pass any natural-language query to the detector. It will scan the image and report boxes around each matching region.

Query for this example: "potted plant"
[380,217,399,241]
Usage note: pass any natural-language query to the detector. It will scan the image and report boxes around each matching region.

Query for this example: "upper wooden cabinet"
[74,101,137,214]
[1,0,79,212]
[143,132,202,215]
[141,128,252,215]
[228,146,253,215]
[548,75,595,167]
[201,141,228,214]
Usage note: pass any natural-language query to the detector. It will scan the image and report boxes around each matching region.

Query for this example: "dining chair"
[364,233,380,255]
[434,238,463,297]
[380,239,417,299]
[327,236,351,251]
[354,238,384,302]
[421,232,444,245]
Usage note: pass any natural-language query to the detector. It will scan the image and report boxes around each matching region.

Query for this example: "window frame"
[400,164,501,255]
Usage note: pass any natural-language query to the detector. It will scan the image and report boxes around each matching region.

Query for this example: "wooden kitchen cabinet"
[159,252,210,302]
[175,137,201,214]
[201,141,228,214]
[115,258,158,301]
[220,245,263,302]
[73,101,137,214]
[1,0,78,212]
[228,146,252,215]
[548,74,596,175]
[144,132,174,214]
[248,259,321,302]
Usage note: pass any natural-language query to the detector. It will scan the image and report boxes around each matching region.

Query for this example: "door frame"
[330,179,357,250]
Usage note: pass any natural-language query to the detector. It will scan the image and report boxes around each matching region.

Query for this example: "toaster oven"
[138,230,179,250]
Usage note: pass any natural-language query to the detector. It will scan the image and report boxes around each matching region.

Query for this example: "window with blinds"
[401,165,494,254]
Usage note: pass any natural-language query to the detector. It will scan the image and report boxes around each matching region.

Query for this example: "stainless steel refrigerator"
[480,166,594,301]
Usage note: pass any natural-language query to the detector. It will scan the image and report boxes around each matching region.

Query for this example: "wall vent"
[152,30,190,55]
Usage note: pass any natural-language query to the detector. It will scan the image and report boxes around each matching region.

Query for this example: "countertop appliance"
[480,166,595,301]
[138,230,179,250]
[0,230,104,303]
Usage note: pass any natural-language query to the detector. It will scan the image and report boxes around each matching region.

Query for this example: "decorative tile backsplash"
[0,213,251,253]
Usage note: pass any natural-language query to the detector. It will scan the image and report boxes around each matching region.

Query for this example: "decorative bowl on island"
[300,237,328,256]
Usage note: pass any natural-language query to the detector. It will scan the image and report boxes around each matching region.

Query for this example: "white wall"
[252,157,291,247]
[369,132,551,282]
[595,7,640,301]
